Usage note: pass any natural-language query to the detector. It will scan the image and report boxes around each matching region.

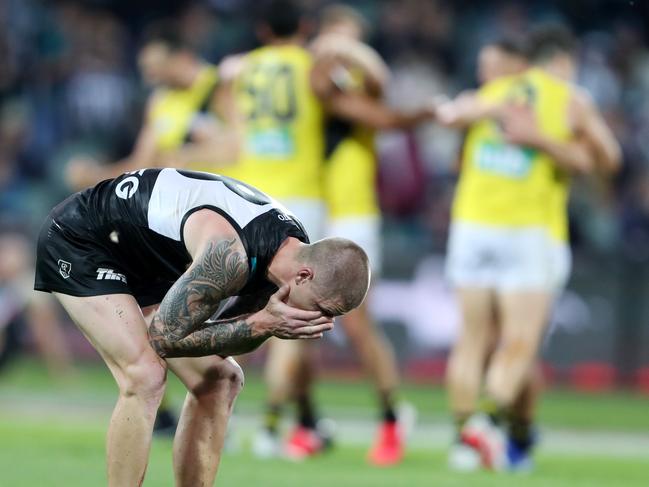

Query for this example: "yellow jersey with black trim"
[148,64,219,157]
[324,64,379,218]
[452,67,573,242]
[221,45,324,199]
[325,124,378,218]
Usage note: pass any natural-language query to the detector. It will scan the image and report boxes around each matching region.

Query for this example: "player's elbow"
[147,327,175,358]
[573,156,594,175]
[603,145,623,175]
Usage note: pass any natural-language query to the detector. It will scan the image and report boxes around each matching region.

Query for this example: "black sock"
[264,404,282,434]
[481,397,507,426]
[379,390,397,423]
[296,393,318,430]
[508,415,533,450]
[454,413,470,441]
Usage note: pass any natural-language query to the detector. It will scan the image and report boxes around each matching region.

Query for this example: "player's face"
[138,43,173,87]
[552,53,577,82]
[478,46,526,84]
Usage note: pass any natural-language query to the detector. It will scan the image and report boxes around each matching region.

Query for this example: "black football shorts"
[34,195,167,307]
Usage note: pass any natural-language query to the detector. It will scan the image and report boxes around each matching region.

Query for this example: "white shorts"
[445,221,571,292]
[327,215,382,276]
[278,198,327,242]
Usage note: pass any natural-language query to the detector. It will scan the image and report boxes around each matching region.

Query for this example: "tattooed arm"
[148,220,334,358]
[148,236,252,357]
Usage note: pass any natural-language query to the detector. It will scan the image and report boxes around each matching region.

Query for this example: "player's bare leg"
[54,293,167,487]
[463,291,551,470]
[167,355,244,487]
[485,292,552,408]
[254,338,305,458]
[343,301,399,410]
[447,288,497,430]
[446,287,497,470]
[340,300,403,465]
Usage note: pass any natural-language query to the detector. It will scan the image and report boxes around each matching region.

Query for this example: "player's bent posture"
[436,25,621,471]
[34,168,370,487]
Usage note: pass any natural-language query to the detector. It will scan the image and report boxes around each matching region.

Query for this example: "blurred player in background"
[66,22,237,189]
[437,25,621,471]
[222,0,435,465]
[444,36,538,471]
[279,4,405,466]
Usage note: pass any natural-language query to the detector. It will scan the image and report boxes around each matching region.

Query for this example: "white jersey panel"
[147,168,280,241]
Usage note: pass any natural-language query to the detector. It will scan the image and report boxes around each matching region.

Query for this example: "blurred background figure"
[437,24,620,471]
[227,0,434,465]
[65,20,238,190]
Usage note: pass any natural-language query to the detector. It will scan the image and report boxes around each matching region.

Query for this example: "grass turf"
[1,419,648,487]
[1,359,649,486]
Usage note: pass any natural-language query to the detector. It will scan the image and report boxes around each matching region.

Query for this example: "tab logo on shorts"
[58,260,72,279]
[96,268,127,284]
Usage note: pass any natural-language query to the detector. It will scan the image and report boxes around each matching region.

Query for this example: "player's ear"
[294,267,314,285]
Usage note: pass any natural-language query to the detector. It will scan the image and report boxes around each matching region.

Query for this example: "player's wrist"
[249,310,274,339]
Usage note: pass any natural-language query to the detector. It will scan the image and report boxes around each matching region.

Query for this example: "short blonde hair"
[299,237,371,315]
[320,4,369,38]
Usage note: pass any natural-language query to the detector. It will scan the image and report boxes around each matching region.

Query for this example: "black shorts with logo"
[34,194,172,307]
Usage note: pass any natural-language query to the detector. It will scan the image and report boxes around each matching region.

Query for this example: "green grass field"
[1,359,648,486]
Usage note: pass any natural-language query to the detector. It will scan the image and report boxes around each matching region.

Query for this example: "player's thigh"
[456,287,497,340]
[496,228,557,344]
[54,292,163,373]
[167,355,244,396]
[496,291,553,346]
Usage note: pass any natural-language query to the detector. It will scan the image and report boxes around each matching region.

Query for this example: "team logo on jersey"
[96,268,127,284]
[58,260,72,279]
[115,170,146,200]
[115,176,139,199]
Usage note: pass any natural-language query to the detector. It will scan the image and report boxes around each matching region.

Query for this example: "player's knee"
[119,353,167,404]
[191,358,244,401]
[501,335,538,359]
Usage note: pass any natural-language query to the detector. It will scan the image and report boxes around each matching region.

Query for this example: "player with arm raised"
[34,168,370,486]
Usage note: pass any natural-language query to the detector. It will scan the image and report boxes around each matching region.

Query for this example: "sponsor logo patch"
[58,260,72,279]
[96,268,127,284]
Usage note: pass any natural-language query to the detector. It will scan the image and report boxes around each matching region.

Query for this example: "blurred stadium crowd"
[1,0,649,385]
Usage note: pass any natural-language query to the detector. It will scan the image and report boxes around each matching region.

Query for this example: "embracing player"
[210,0,434,464]
[437,25,621,470]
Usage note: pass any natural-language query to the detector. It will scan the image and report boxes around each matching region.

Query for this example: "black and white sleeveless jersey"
[34,168,308,305]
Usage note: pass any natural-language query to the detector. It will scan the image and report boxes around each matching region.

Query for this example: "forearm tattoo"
[148,238,249,357]
[153,317,268,358]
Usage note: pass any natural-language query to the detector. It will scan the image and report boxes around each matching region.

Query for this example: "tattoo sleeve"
[148,237,251,357]
[151,317,268,358]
